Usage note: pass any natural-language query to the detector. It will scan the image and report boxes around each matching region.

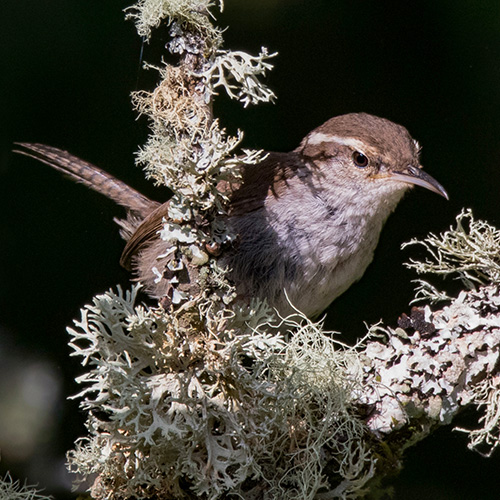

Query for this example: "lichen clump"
[67,288,376,499]
[404,208,500,302]
[0,473,52,500]
[401,209,500,456]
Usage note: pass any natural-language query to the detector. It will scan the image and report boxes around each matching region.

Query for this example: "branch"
[363,288,500,459]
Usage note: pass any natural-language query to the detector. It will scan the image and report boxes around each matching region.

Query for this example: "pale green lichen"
[125,0,224,41]
[403,208,500,302]
[67,287,377,499]
[0,474,52,500]
[456,374,500,457]
[402,210,500,457]
[200,48,278,107]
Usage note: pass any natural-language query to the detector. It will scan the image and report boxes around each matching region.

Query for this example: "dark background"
[2,0,500,498]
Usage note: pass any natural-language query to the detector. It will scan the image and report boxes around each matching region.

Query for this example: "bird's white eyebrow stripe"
[306,132,367,152]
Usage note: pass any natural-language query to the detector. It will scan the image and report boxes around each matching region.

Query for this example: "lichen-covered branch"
[352,210,500,485]
[62,1,500,499]
[362,288,500,457]
[124,0,275,308]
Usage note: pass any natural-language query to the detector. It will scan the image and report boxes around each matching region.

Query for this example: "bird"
[15,113,447,318]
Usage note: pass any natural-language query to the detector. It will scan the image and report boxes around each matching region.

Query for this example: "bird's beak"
[389,165,449,200]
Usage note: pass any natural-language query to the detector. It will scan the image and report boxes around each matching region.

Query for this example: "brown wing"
[120,202,171,269]
[124,152,309,269]
[227,151,307,216]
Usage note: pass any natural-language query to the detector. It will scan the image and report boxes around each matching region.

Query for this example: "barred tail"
[14,143,158,218]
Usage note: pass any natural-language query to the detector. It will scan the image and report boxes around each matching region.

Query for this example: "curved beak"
[389,165,449,200]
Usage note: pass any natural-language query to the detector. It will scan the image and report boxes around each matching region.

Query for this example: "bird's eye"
[352,151,369,168]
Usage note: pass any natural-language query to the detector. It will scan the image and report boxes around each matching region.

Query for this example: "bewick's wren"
[16,113,447,317]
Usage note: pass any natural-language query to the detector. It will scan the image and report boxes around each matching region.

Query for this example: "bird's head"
[296,112,448,203]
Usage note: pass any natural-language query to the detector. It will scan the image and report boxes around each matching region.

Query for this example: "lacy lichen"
[401,210,500,457]
[404,208,500,301]
[0,473,52,500]
[67,288,377,499]
[200,48,278,107]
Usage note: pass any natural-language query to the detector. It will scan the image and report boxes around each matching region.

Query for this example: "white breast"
[266,179,407,317]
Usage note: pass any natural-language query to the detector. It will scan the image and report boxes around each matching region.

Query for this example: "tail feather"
[14,143,159,218]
